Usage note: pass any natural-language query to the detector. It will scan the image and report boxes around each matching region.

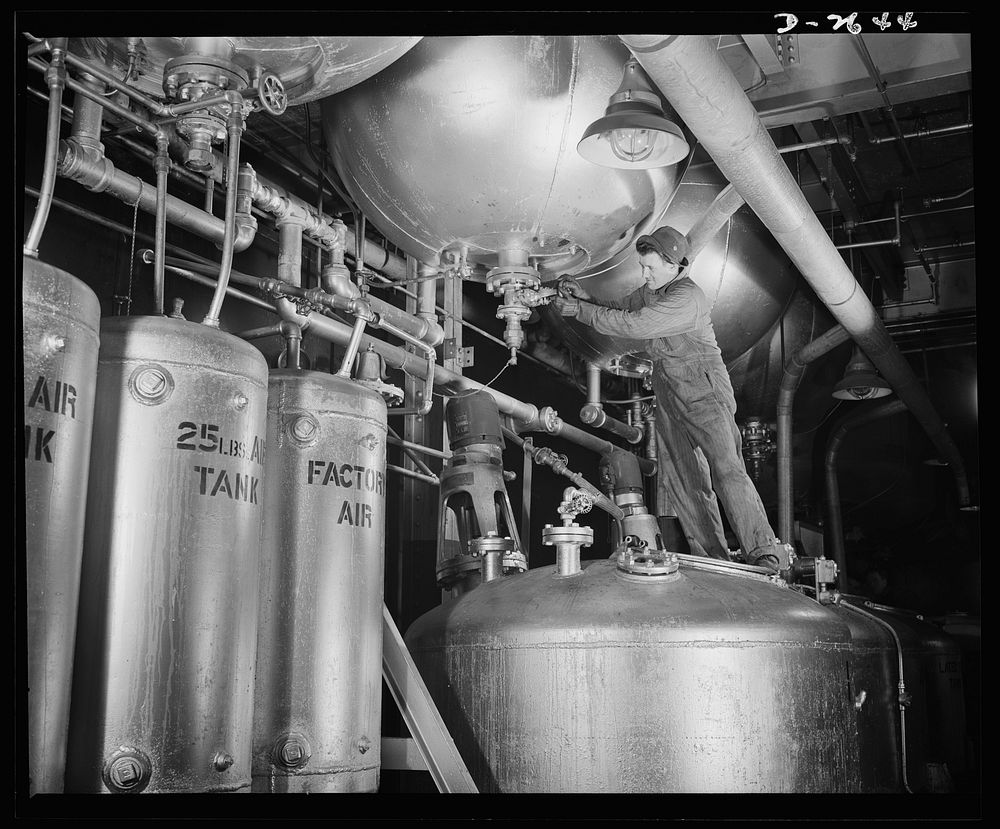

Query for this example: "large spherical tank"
[66,317,268,794]
[321,35,678,273]
[543,165,800,373]
[405,559,861,792]
[71,36,422,104]
[253,370,388,793]
[834,597,967,793]
[21,256,100,794]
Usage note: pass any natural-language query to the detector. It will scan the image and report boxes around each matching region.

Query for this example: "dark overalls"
[576,276,780,560]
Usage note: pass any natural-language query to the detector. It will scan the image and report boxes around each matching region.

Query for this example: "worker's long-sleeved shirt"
[575,276,724,364]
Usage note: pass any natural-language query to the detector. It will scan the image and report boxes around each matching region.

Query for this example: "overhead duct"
[619,34,970,508]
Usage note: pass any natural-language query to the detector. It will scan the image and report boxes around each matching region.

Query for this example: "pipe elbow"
[580,403,605,427]
[232,213,258,252]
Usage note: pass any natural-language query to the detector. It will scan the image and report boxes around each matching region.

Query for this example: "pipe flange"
[616,545,680,579]
[502,550,528,574]
[436,554,484,588]
[537,406,562,434]
[542,523,594,547]
[485,265,540,295]
[469,535,516,556]
[163,54,250,101]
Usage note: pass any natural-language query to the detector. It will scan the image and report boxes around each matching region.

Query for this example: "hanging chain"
[114,194,141,316]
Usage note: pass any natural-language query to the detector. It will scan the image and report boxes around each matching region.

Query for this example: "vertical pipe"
[202,103,244,326]
[277,220,305,288]
[776,325,851,544]
[586,362,601,406]
[824,399,908,578]
[23,37,68,257]
[152,133,170,316]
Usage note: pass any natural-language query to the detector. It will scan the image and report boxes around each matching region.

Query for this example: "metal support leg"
[381,604,478,793]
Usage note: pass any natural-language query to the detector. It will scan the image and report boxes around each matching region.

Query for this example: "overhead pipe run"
[824,399,909,580]
[620,34,970,509]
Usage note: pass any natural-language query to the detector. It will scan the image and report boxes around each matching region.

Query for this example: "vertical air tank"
[405,559,862,792]
[66,317,268,793]
[21,257,100,794]
[252,370,388,792]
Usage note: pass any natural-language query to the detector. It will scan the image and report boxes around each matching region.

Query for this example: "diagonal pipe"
[619,34,970,509]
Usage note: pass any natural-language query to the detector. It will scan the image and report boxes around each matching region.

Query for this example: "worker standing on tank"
[551,225,785,572]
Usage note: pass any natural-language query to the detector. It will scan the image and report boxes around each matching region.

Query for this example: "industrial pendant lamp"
[832,346,893,400]
[577,58,689,170]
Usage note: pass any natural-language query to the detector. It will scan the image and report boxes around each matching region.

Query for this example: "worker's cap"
[635,226,689,266]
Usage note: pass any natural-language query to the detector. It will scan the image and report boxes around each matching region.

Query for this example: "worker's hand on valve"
[557,276,590,301]
[551,295,580,317]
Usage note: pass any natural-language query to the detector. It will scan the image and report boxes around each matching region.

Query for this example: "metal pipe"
[387,464,439,487]
[824,399,908,577]
[29,56,160,136]
[621,34,970,508]
[203,100,245,326]
[160,263,279,312]
[869,121,972,145]
[234,323,284,340]
[386,434,450,461]
[385,423,438,479]
[336,315,368,378]
[503,428,625,522]
[924,187,973,207]
[23,38,67,257]
[580,362,643,444]
[835,200,900,251]
[777,325,852,544]
[685,183,746,260]
[777,135,851,154]
[853,35,920,181]
[152,132,170,315]
[848,204,973,228]
[277,219,305,287]
[379,319,435,417]
[838,599,914,793]
[61,48,172,117]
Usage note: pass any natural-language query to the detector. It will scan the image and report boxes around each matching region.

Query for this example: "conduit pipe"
[202,95,246,327]
[22,38,67,257]
[824,398,909,579]
[620,34,970,507]
[776,324,852,544]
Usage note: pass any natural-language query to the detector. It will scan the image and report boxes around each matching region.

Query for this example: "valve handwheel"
[258,71,288,115]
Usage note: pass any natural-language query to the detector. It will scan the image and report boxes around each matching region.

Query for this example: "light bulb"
[608,128,654,164]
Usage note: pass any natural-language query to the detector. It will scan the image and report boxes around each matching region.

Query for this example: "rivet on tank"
[65,315,269,793]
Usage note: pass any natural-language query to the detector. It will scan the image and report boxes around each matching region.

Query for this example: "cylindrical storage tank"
[66,316,268,794]
[826,601,901,793]
[837,597,966,793]
[252,370,387,792]
[405,559,861,792]
[22,256,100,794]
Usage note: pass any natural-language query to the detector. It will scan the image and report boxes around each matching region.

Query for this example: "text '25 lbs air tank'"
[66,316,268,793]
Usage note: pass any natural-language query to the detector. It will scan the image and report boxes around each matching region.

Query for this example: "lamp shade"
[832,347,893,400]
[577,58,689,170]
